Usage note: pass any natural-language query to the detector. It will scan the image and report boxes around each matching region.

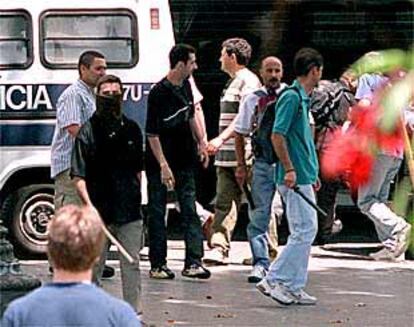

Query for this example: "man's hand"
[235,165,248,188]
[198,141,210,168]
[207,136,224,155]
[284,170,296,188]
[160,162,175,190]
[313,178,321,192]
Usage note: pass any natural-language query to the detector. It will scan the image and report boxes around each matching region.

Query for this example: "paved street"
[19,241,414,327]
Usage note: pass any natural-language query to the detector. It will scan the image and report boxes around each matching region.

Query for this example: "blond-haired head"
[47,205,105,272]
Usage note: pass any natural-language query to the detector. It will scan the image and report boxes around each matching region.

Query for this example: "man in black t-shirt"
[146,44,210,279]
[71,75,144,315]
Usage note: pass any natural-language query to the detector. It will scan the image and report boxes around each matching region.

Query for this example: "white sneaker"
[248,265,267,283]
[203,248,228,265]
[393,223,412,258]
[256,278,272,297]
[269,282,295,305]
[256,279,295,305]
[289,289,317,305]
[369,247,398,261]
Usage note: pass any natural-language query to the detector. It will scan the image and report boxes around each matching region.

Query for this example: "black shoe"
[182,264,211,279]
[102,265,115,279]
[149,265,175,279]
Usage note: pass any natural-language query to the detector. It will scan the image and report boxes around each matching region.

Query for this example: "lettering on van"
[0,85,54,111]
[0,83,152,123]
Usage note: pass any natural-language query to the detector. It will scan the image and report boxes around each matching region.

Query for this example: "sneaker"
[369,247,398,261]
[203,248,228,266]
[101,265,115,279]
[269,282,295,305]
[182,264,211,279]
[248,265,267,283]
[394,224,412,258]
[149,265,175,279]
[289,289,317,305]
[256,279,272,297]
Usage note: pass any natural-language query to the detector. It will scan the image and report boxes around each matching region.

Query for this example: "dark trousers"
[316,177,341,241]
[147,168,204,268]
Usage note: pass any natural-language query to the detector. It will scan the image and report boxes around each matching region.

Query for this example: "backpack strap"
[278,85,303,116]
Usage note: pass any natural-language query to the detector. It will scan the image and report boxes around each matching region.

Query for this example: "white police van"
[0,0,174,256]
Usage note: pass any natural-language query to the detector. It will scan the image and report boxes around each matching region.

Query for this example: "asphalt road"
[18,241,414,327]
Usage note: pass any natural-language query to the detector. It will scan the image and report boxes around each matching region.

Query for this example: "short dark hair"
[169,44,196,69]
[293,48,323,77]
[78,50,105,76]
[222,38,252,66]
[96,74,123,93]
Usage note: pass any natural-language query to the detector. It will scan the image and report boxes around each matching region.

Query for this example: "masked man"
[71,74,145,316]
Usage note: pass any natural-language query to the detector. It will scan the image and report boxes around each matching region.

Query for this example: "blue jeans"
[358,154,405,244]
[266,185,317,292]
[247,159,276,269]
[147,168,204,268]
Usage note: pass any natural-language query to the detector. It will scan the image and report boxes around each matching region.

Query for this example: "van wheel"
[2,185,54,258]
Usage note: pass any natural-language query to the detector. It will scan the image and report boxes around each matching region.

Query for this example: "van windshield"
[40,10,138,68]
[0,12,32,69]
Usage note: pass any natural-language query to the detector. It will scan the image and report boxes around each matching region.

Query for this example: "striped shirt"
[50,80,96,178]
[215,68,261,167]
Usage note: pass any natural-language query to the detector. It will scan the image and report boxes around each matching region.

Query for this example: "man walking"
[257,48,323,305]
[204,38,261,264]
[71,74,145,315]
[234,56,287,282]
[145,44,210,279]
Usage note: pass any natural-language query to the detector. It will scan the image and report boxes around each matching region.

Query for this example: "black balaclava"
[95,94,123,134]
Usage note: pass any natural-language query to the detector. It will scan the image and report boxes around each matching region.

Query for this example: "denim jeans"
[247,159,276,269]
[147,168,203,268]
[358,154,406,246]
[93,219,143,314]
[266,185,317,293]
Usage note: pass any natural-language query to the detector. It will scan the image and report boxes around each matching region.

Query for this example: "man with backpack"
[233,56,287,283]
[257,48,323,305]
[310,70,357,244]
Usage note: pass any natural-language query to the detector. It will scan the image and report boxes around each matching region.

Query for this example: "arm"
[194,103,208,143]
[234,133,247,187]
[190,115,209,168]
[147,136,175,189]
[73,177,93,207]
[207,119,237,155]
[271,133,296,188]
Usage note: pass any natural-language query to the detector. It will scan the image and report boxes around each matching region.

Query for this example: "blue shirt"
[272,80,318,185]
[2,282,140,327]
[50,79,96,178]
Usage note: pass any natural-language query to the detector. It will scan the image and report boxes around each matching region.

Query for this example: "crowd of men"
[2,39,412,325]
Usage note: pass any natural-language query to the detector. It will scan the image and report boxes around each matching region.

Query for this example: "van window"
[40,10,138,69]
[0,11,33,69]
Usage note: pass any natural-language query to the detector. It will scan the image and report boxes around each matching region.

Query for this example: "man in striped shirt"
[50,50,106,210]
[204,38,261,265]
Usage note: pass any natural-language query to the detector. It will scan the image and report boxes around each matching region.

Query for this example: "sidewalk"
[20,241,414,327]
